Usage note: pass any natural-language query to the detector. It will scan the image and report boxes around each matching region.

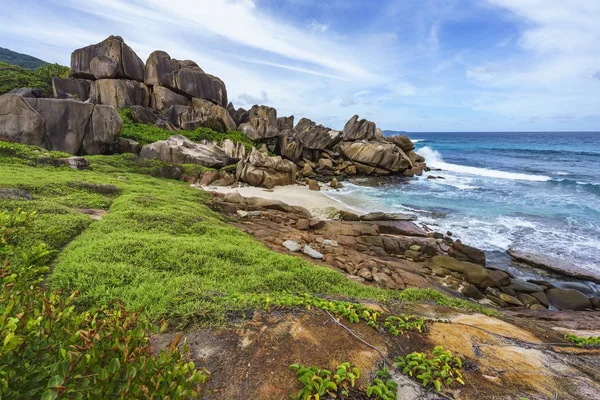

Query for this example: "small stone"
[530,304,548,311]
[297,219,310,230]
[0,188,32,200]
[330,177,343,189]
[499,293,524,306]
[358,268,373,281]
[117,176,126,180]
[282,240,302,252]
[499,286,517,296]
[236,210,248,218]
[323,239,339,247]
[308,179,320,191]
[59,157,89,170]
[404,250,420,260]
[487,295,508,307]
[489,269,512,286]
[303,245,324,259]
[516,293,540,307]
[446,231,453,236]
[409,245,421,252]
[589,297,600,309]
[509,280,544,294]
[462,284,484,300]
[309,219,325,229]
[339,210,360,221]
[531,292,549,307]
[433,232,444,239]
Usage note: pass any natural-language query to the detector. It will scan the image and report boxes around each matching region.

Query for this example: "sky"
[1,0,599,132]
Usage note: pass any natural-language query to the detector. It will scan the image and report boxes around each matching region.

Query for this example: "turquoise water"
[326,132,600,275]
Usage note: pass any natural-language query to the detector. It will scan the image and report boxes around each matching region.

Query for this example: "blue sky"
[1,0,599,132]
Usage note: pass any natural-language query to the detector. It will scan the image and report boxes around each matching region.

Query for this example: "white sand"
[199,183,357,218]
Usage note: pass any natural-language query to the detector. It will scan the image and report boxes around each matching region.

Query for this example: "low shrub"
[394,346,464,392]
[366,368,397,400]
[564,334,600,348]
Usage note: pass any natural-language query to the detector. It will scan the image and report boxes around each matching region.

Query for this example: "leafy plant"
[564,334,600,348]
[289,364,337,400]
[383,315,426,336]
[394,346,465,392]
[333,362,360,396]
[0,209,210,398]
[0,61,69,95]
[366,368,397,400]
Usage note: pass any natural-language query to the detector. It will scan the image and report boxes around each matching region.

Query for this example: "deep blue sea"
[326,132,600,276]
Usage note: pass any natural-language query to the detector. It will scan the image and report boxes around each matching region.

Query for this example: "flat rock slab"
[508,249,600,284]
[302,245,323,259]
[282,240,301,252]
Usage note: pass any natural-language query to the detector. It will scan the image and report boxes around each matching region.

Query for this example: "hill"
[0,46,48,69]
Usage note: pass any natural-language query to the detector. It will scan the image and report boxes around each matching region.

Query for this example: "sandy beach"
[198,183,358,218]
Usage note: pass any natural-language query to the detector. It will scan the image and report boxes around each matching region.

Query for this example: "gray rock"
[90,55,118,79]
[375,221,427,237]
[110,137,140,155]
[531,292,549,307]
[244,105,280,140]
[191,98,236,131]
[386,134,415,153]
[516,293,540,307]
[0,188,32,200]
[448,242,486,266]
[360,212,416,222]
[431,255,496,288]
[293,117,341,150]
[7,88,44,98]
[507,248,600,283]
[24,97,95,154]
[129,106,158,125]
[339,140,412,172]
[489,269,512,286]
[303,245,324,259]
[323,240,338,247]
[140,134,232,168]
[277,131,304,161]
[553,281,597,297]
[283,240,302,252]
[151,85,190,111]
[546,288,592,311]
[277,116,294,131]
[59,156,89,170]
[462,284,484,300]
[164,100,234,133]
[71,35,145,81]
[166,68,227,107]
[235,148,297,188]
[81,104,123,155]
[342,115,376,141]
[0,94,45,147]
[90,79,150,109]
[52,77,91,100]
[509,280,545,294]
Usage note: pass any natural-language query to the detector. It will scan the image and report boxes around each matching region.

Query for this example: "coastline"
[199,183,361,219]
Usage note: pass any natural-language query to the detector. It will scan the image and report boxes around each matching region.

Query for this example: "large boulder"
[52,77,91,100]
[216,139,246,162]
[448,242,486,265]
[546,288,592,311]
[235,147,297,188]
[129,106,158,125]
[71,35,145,82]
[191,98,236,131]
[81,105,123,154]
[7,88,44,98]
[90,55,119,79]
[0,94,45,147]
[342,115,376,141]
[338,140,412,172]
[294,117,341,150]
[277,130,304,161]
[431,255,496,288]
[90,79,150,109]
[386,135,415,153]
[139,135,232,167]
[278,116,294,131]
[151,85,190,111]
[227,104,250,127]
[244,105,279,140]
[164,100,235,133]
[24,98,95,154]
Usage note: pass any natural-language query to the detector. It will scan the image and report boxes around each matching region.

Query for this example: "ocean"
[325,132,600,278]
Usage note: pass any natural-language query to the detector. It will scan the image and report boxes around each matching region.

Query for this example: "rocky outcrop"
[235,147,297,188]
[90,79,150,109]
[386,134,415,153]
[342,115,376,141]
[241,105,280,141]
[293,118,341,150]
[140,134,232,168]
[129,106,158,125]
[82,104,124,154]
[151,85,190,111]
[71,35,145,82]
[508,249,600,283]
[448,242,486,265]
[546,289,592,311]
[52,77,91,100]
[163,100,235,133]
[0,94,45,147]
[339,140,412,173]
[277,131,304,161]
[277,116,294,131]
[227,103,249,127]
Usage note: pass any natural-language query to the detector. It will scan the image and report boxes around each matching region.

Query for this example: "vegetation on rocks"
[564,334,600,348]
[366,369,398,400]
[394,346,465,392]
[289,362,360,400]
[118,108,255,149]
[0,61,69,95]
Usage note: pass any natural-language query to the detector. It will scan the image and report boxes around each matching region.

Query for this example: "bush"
[0,209,209,398]
[0,61,69,96]
[394,346,464,392]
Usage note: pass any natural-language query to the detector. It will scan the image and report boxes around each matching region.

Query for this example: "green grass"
[1,142,499,327]
[118,108,255,150]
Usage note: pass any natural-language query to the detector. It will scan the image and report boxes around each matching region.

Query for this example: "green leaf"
[41,389,58,400]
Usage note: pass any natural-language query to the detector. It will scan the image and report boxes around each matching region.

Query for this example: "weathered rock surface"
[82,104,123,155]
[277,116,294,131]
[151,85,190,111]
[0,94,45,147]
[277,131,304,161]
[71,35,145,82]
[244,105,280,140]
[339,140,412,172]
[546,288,592,311]
[342,115,376,141]
[90,55,119,79]
[448,242,486,265]
[52,77,91,100]
[235,148,297,188]
[7,88,44,98]
[163,101,234,132]
[90,79,150,109]
[129,106,158,125]
[386,134,415,153]
[431,255,495,287]
[508,249,600,283]
[140,134,232,167]
[294,118,341,150]
[191,98,236,131]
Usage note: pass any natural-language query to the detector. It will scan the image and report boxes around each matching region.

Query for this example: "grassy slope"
[1,142,391,327]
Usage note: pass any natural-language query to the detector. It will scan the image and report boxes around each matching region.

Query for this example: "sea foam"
[417,146,551,182]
